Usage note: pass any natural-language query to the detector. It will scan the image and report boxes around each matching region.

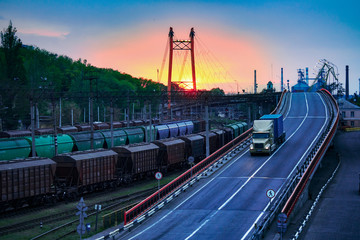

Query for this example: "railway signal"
[188,156,194,179]
[95,204,102,231]
[76,197,88,240]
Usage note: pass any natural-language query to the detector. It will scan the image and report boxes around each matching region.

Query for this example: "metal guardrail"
[281,89,339,216]
[124,90,288,225]
[291,153,341,240]
[90,91,288,240]
[251,89,339,239]
[124,129,252,225]
[272,90,287,115]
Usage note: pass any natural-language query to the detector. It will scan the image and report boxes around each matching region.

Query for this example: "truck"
[250,114,285,155]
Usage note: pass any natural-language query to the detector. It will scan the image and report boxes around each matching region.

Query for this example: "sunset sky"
[1,0,359,94]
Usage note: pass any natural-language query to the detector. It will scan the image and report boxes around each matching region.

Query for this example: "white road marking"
[241,92,328,239]
[127,146,250,240]
[185,93,311,239]
[218,177,286,180]
[286,92,328,179]
[126,93,326,240]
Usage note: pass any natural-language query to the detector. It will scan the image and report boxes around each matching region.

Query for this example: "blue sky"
[1,0,359,93]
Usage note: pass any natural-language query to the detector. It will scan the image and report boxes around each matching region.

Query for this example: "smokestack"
[281,68,284,91]
[306,67,309,85]
[254,70,257,94]
[346,65,349,99]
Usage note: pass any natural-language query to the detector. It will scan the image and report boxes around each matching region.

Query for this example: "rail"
[124,90,288,225]
[281,89,339,216]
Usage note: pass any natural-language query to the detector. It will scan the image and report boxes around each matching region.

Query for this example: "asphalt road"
[116,92,329,240]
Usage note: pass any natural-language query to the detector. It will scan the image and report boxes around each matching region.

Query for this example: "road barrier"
[124,128,252,225]
[251,90,339,239]
[281,89,339,217]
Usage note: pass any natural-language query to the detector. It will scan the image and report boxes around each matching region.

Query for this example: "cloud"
[19,28,69,39]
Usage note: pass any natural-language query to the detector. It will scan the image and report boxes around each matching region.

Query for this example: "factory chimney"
[346,65,349,99]
[254,70,257,94]
[281,68,284,91]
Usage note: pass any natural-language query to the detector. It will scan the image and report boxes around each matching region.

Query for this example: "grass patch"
[0,170,183,240]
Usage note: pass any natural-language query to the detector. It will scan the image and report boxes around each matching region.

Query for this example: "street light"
[234,80,239,94]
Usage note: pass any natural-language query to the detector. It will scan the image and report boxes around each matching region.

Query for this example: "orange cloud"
[85,25,271,93]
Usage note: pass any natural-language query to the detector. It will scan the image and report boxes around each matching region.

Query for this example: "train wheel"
[28,198,37,207]
[69,192,77,201]
[50,196,57,205]
[12,200,23,210]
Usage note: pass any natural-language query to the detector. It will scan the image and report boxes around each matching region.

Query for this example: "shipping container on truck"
[250,114,285,155]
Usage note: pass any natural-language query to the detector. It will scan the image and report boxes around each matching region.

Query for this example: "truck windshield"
[253,133,269,139]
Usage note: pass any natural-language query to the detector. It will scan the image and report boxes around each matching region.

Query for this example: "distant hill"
[0,22,167,130]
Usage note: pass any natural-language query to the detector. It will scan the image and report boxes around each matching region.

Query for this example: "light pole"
[0,107,8,131]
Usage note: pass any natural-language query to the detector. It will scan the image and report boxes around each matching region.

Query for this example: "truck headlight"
[250,144,254,150]
[265,145,270,150]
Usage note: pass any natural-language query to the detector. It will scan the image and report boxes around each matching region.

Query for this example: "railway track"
[0,187,156,237]
[0,178,151,218]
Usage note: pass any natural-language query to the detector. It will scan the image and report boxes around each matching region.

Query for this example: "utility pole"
[71,109,74,126]
[52,97,58,156]
[144,103,148,142]
[149,103,153,142]
[85,76,97,149]
[157,69,159,83]
[127,92,130,128]
[205,104,209,157]
[281,68,284,92]
[110,100,114,148]
[35,103,39,129]
[132,102,135,121]
[59,97,62,127]
[30,98,36,157]
[254,70,258,94]
[90,84,94,149]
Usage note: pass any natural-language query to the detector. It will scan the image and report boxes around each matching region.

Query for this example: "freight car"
[198,131,218,154]
[0,122,248,211]
[0,157,57,210]
[52,149,118,197]
[179,134,205,162]
[0,120,245,161]
[112,143,159,182]
[154,138,186,171]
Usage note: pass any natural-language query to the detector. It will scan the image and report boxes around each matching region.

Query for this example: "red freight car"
[112,143,159,181]
[52,149,118,194]
[0,158,56,210]
[154,138,185,170]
